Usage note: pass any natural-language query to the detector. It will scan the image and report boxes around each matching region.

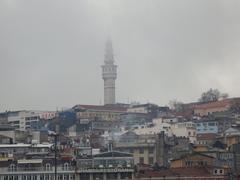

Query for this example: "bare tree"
[169,99,184,112]
[199,88,229,103]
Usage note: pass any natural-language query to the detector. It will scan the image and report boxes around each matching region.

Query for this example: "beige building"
[73,104,127,122]
[115,131,167,166]
[170,153,214,168]
[116,141,156,165]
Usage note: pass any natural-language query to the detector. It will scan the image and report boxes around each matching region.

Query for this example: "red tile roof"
[194,97,240,110]
[137,167,223,178]
[194,99,231,110]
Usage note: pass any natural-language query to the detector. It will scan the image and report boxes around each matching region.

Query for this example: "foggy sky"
[1,0,240,111]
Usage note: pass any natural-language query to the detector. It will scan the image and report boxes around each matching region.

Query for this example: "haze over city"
[1,0,240,111]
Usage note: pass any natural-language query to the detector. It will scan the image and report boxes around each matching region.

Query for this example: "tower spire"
[104,39,114,64]
[102,39,117,105]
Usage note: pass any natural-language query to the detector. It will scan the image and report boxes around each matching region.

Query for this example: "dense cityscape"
[1,40,240,180]
[1,1,240,180]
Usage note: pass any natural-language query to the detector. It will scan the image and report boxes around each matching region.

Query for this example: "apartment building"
[7,111,41,131]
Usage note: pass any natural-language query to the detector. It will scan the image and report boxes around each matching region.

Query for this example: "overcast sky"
[1,0,240,111]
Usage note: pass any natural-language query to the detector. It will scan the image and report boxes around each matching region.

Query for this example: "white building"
[7,111,40,131]
[7,110,56,131]
[131,119,196,143]
[133,118,173,137]
[161,117,179,124]
[171,121,196,143]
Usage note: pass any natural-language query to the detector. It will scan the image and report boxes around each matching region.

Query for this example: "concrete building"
[7,111,41,131]
[102,39,117,105]
[115,131,156,165]
[5,110,56,131]
[115,131,169,166]
[171,122,196,143]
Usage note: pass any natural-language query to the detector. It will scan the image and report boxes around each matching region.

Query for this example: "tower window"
[46,163,51,171]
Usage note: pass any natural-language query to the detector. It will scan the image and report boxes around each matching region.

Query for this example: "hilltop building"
[73,104,127,122]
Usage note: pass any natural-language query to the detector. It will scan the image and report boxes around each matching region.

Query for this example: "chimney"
[155,131,168,167]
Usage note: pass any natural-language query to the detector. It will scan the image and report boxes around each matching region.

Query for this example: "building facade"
[73,105,126,122]
[115,131,169,166]
[7,111,41,131]
[0,151,134,180]
[171,122,196,143]
[196,120,218,134]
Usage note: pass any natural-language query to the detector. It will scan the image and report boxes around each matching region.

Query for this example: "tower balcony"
[102,72,117,79]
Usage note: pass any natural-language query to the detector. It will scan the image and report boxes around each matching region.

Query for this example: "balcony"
[0,167,75,175]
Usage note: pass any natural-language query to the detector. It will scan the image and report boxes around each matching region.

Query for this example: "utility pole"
[48,131,58,180]
[54,134,57,180]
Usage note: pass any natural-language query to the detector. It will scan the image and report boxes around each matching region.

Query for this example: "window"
[139,148,144,154]
[9,164,16,172]
[185,161,192,167]
[149,157,154,164]
[129,149,134,153]
[139,157,144,164]
[63,175,68,180]
[208,122,215,126]
[46,163,51,171]
[149,148,154,154]
[63,162,69,170]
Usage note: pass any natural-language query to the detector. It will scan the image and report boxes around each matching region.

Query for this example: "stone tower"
[102,40,117,105]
